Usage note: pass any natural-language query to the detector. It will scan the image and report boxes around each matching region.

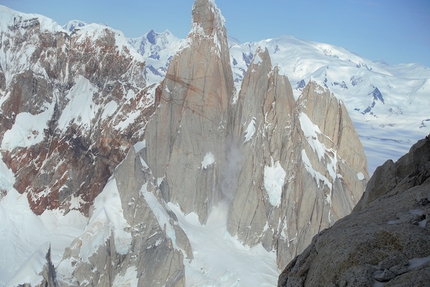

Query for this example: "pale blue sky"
[1,0,429,67]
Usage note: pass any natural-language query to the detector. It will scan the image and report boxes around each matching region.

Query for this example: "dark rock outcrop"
[278,137,430,287]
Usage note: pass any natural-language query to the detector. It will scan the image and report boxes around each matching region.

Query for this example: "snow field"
[0,188,87,285]
[167,202,279,287]
[1,104,55,151]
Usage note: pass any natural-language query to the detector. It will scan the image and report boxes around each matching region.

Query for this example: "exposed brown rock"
[0,19,150,215]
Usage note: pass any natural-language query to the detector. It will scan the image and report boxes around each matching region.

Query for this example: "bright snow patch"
[0,154,15,192]
[357,172,365,180]
[57,76,98,131]
[101,100,119,120]
[115,110,141,131]
[168,202,279,286]
[301,149,332,190]
[1,105,54,151]
[314,84,326,94]
[201,152,215,169]
[408,255,430,270]
[141,184,178,249]
[253,53,263,65]
[299,112,325,160]
[264,159,286,206]
[133,140,146,153]
[298,112,338,183]
[73,178,131,262]
[244,117,256,143]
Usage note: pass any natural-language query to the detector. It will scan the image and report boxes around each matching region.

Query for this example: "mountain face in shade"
[0,1,368,286]
[278,136,430,287]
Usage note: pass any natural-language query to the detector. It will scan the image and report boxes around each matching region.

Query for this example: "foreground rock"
[278,137,430,287]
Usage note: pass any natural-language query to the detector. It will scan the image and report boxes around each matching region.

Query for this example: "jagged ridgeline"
[0,0,368,286]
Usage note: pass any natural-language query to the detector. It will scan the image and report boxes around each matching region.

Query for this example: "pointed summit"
[191,0,226,36]
[188,0,229,57]
[142,0,234,224]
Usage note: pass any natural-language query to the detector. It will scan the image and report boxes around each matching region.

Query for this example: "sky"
[1,0,429,67]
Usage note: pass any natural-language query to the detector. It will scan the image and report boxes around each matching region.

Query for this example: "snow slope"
[0,188,87,286]
[168,202,279,286]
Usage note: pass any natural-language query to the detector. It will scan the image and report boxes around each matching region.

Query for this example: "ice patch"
[201,152,215,169]
[301,149,332,189]
[134,140,146,153]
[357,172,365,180]
[264,158,286,206]
[244,117,256,143]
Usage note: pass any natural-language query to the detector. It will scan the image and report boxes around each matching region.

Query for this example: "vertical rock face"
[56,148,186,287]
[143,0,234,223]
[0,0,369,285]
[90,0,366,282]
[227,48,368,268]
[278,137,430,287]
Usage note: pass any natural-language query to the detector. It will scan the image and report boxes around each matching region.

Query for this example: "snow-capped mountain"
[62,20,87,33]
[128,30,186,86]
[0,5,154,285]
[137,32,430,175]
[0,0,428,286]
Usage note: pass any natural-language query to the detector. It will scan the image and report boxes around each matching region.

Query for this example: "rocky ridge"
[1,1,368,286]
[278,136,430,286]
[0,5,153,215]
[131,28,430,176]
